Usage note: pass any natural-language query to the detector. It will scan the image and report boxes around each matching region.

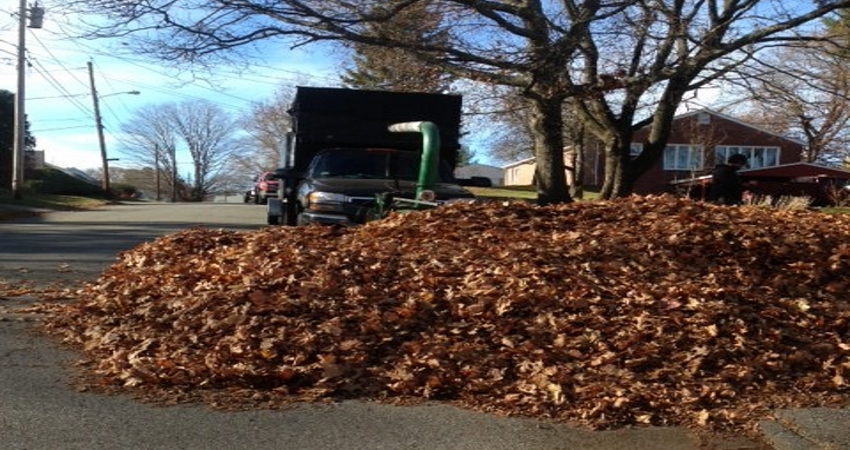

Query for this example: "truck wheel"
[267,215,281,225]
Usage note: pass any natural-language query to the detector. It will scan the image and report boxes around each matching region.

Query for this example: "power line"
[27,57,92,117]
[23,30,94,121]
[32,124,91,133]
[29,29,90,93]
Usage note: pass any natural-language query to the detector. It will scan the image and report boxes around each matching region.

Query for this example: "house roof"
[739,162,850,179]
[501,156,536,169]
[45,162,100,185]
[673,108,807,146]
[457,163,503,171]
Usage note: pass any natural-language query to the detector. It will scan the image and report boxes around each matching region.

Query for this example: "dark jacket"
[707,164,744,205]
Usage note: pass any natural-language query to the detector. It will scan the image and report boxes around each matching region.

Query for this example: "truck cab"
[291,147,474,226]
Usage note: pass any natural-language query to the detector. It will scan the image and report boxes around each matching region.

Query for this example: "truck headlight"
[306,191,347,212]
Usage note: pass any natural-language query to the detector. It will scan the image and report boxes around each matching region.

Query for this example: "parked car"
[252,171,279,204]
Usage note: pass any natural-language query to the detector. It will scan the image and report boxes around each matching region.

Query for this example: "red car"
[251,171,279,204]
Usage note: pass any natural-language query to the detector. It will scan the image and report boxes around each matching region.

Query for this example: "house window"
[715,146,779,169]
[663,145,704,170]
[630,143,643,158]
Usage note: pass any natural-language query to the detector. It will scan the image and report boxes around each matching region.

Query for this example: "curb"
[759,408,850,450]
[760,420,819,450]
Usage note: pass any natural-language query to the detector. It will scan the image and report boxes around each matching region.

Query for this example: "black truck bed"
[287,86,463,172]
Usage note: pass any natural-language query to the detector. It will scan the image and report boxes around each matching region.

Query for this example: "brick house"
[503,109,807,193]
[629,109,805,195]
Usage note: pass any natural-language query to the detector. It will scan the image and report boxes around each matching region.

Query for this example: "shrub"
[745,194,813,210]
[26,169,102,196]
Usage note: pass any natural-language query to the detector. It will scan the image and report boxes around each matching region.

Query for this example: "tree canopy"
[341,1,455,94]
[60,0,850,203]
[1,90,15,190]
[1,89,36,192]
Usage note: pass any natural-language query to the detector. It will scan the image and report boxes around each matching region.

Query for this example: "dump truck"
[266,87,476,226]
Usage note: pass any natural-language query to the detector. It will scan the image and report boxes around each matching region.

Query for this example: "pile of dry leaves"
[39,195,850,433]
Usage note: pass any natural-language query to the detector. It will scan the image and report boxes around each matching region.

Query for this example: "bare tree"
[566,2,850,198]
[119,105,181,200]
[732,41,850,166]
[60,0,850,203]
[170,101,242,200]
[231,88,295,178]
[119,101,241,201]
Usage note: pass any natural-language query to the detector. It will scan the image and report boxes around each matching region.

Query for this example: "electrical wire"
[26,57,92,117]
[11,6,348,171]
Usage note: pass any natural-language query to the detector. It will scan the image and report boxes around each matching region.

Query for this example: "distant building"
[454,163,504,186]
[502,156,536,186]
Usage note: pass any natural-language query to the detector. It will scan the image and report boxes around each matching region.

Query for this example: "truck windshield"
[309,149,453,181]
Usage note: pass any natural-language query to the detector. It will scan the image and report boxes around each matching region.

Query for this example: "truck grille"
[347,196,376,207]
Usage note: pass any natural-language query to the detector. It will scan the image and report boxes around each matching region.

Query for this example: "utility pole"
[11,1,44,199]
[172,145,178,202]
[88,60,111,197]
[154,143,162,201]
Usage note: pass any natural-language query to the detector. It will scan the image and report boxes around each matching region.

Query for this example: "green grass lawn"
[0,193,108,209]
[467,185,538,200]
[467,185,601,201]
[822,206,850,215]
[0,193,110,220]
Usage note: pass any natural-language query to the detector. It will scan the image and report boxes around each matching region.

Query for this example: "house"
[454,163,504,186]
[502,156,535,186]
[502,109,808,195]
[629,109,806,195]
[502,144,608,187]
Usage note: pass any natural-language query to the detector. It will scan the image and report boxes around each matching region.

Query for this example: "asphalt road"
[0,202,764,450]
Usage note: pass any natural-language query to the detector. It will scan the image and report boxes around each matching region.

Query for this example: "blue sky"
[0,1,343,171]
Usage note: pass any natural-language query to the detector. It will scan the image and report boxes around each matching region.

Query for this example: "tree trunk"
[599,150,616,199]
[529,96,573,205]
[598,84,686,199]
[599,137,645,199]
[571,143,586,200]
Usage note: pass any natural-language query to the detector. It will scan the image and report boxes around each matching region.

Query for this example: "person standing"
[707,154,748,205]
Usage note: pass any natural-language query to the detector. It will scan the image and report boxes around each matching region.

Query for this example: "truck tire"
[267,214,281,225]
